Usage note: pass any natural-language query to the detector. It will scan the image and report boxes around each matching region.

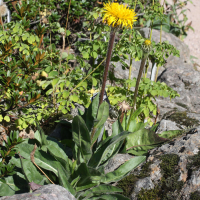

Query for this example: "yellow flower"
[142,39,152,53]
[144,39,151,46]
[102,2,137,29]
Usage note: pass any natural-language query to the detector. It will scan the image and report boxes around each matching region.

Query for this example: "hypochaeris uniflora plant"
[99,1,137,105]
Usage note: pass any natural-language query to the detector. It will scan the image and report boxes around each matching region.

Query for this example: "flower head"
[144,39,151,46]
[0,3,8,17]
[142,39,152,53]
[102,2,137,29]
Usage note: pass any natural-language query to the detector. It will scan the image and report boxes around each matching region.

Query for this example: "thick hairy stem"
[99,31,115,105]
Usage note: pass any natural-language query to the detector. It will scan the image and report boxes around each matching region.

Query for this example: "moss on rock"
[117,161,152,197]
[190,191,200,200]
[118,154,184,199]
[187,149,200,170]
[165,111,199,127]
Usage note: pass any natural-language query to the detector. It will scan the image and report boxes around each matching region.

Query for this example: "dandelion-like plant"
[102,2,137,29]
[99,2,137,105]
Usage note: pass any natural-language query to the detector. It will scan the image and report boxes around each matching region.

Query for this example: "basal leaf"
[102,156,146,183]
[72,116,92,163]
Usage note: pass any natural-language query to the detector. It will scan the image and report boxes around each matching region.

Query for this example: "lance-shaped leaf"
[46,137,72,179]
[72,163,103,192]
[102,156,146,183]
[158,130,183,139]
[0,172,28,196]
[36,122,48,146]
[86,93,99,132]
[58,165,76,195]
[112,119,124,137]
[20,158,46,185]
[126,107,144,132]
[88,131,131,169]
[125,128,168,155]
[91,101,109,145]
[79,184,123,200]
[15,143,62,175]
[72,116,92,163]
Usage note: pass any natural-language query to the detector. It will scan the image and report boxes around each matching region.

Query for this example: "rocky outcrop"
[106,28,200,199]
[0,185,76,200]
[115,126,200,200]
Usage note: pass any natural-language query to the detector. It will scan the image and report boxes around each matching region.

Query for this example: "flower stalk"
[127,39,152,128]
[99,30,115,105]
[100,2,137,105]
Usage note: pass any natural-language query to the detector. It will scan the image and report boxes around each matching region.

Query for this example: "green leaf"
[73,163,102,192]
[13,24,19,33]
[82,52,89,59]
[112,119,124,137]
[127,107,144,131]
[34,130,42,145]
[4,116,10,122]
[72,116,92,163]
[15,36,19,42]
[58,165,76,195]
[158,130,182,140]
[63,91,70,98]
[66,30,71,36]
[0,115,3,122]
[86,93,99,132]
[102,156,146,183]
[36,122,48,146]
[0,172,28,196]
[52,78,59,86]
[28,35,35,44]
[0,179,16,196]
[20,159,46,184]
[91,102,109,144]
[46,137,72,176]
[88,131,131,169]
[92,52,98,58]
[125,128,168,155]
[49,71,59,77]
[22,33,29,41]
[92,77,97,86]
[80,184,123,199]
[15,142,61,175]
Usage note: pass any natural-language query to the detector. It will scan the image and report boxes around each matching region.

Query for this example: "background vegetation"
[0,0,193,199]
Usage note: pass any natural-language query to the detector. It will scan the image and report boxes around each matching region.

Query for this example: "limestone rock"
[104,153,134,174]
[0,185,76,200]
[117,126,200,200]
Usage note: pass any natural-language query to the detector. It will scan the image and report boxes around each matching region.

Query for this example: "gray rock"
[0,185,76,200]
[131,177,154,199]
[126,126,200,199]
[70,103,85,118]
[104,154,134,174]
[113,28,190,80]
[156,119,181,134]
